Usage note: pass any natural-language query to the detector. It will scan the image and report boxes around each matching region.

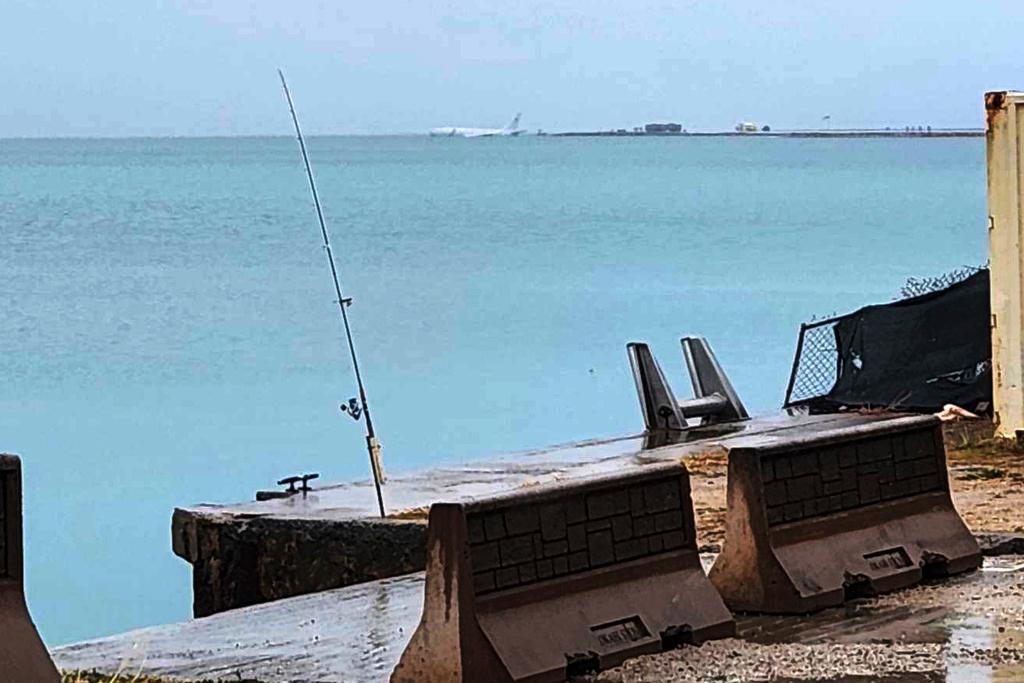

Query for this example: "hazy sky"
[4,0,1023,137]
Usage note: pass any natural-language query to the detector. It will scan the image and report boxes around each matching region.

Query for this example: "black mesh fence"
[783,268,991,413]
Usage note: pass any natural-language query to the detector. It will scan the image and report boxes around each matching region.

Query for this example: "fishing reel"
[340,397,363,421]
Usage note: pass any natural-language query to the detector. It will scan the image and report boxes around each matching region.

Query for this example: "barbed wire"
[898,264,987,300]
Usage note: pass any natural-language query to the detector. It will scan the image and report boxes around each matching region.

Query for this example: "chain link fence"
[783,319,841,407]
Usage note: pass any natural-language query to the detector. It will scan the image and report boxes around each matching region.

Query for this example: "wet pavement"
[54,555,1024,682]
[175,413,893,524]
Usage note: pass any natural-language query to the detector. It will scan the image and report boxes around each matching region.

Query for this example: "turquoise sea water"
[0,135,987,645]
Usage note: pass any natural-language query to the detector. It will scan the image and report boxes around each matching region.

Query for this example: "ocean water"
[0,135,986,645]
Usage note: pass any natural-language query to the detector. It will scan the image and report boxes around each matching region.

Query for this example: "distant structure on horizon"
[644,122,683,134]
[735,121,770,133]
[553,120,980,138]
[429,113,526,138]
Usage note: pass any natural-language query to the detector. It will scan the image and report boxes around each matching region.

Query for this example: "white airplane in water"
[429,113,525,138]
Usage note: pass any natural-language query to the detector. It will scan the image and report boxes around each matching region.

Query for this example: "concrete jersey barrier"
[391,462,734,683]
[709,415,981,613]
[0,454,60,682]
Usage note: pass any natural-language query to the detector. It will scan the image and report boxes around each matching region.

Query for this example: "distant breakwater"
[551,129,984,138]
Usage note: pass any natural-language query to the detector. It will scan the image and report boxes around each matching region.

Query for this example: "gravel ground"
[585,555,1024,682]
[586,640,947,682]
[587,638,1024,682]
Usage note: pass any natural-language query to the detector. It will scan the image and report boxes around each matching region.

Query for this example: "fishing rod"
[277,69,386,519]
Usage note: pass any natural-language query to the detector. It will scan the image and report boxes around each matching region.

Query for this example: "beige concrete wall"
[986,91,1024,438]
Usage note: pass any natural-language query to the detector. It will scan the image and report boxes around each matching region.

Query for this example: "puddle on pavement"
[736,557,1024,682]
[980,556,1024,573]
[944,614,1024,682]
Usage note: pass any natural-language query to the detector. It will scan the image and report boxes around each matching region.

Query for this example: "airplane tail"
[505,113,522,131]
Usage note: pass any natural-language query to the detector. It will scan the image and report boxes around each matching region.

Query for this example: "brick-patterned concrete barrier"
[392,462,734,683]
[710,415,981,613]
[0,454,60,682]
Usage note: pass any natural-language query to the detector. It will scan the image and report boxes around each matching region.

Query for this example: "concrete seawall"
[173,511,426,617]
[172,413,917,617]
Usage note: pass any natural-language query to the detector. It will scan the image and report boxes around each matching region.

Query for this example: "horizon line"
[0,126,986,142]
